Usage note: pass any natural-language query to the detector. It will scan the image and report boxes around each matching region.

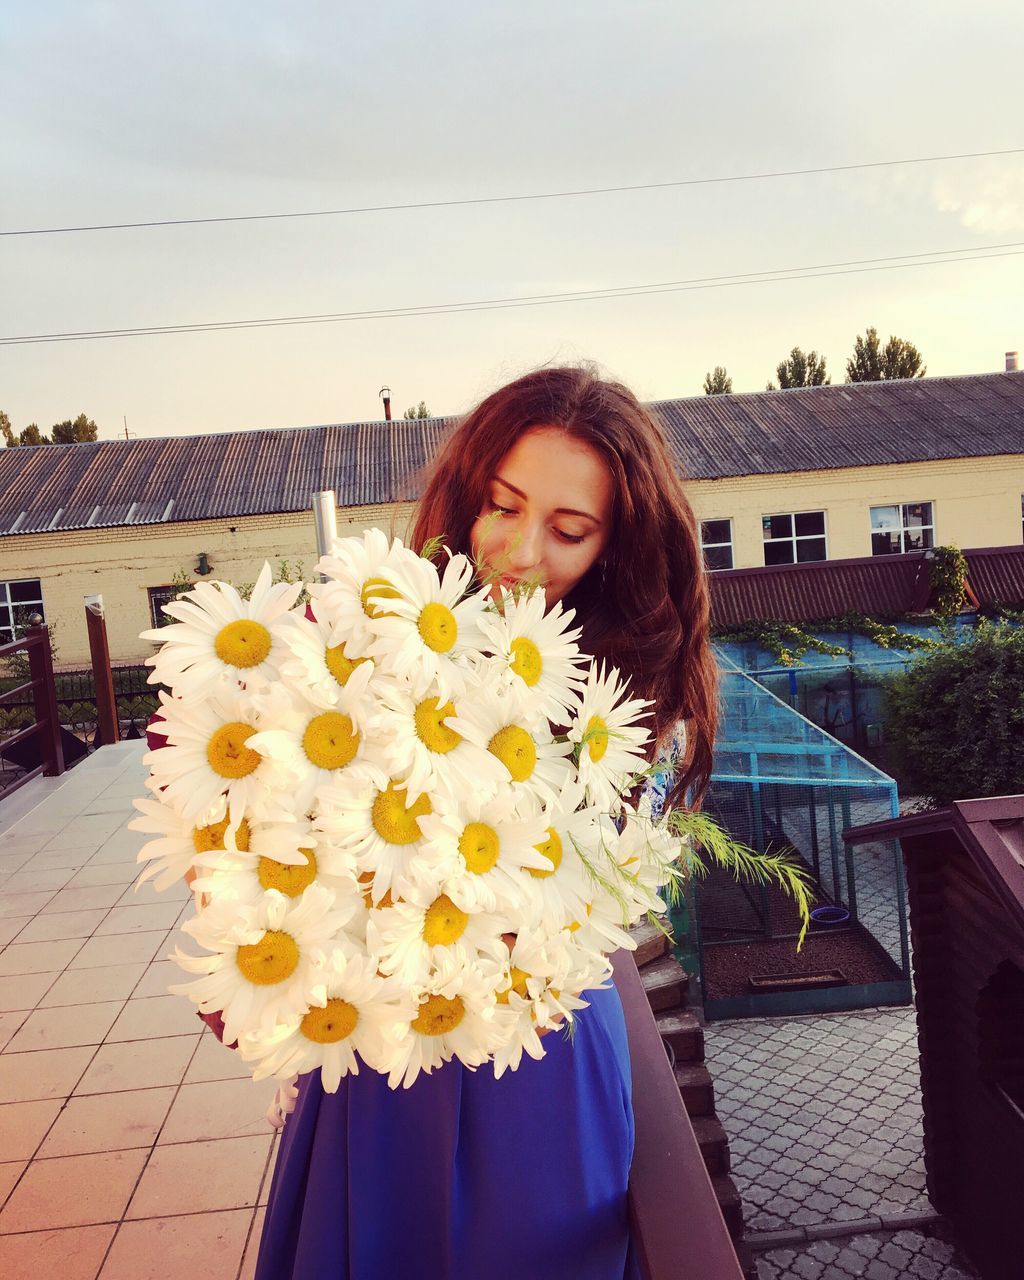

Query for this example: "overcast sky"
[2,1,1022,441]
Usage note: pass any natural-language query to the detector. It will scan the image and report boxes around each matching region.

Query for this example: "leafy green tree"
[766,347,830,390]
[51,413,98,444]
[17,424,49,446]
[702,366,733,395]
[846,327,926,382]
[403,401,431,419]
[884,621,1024,803]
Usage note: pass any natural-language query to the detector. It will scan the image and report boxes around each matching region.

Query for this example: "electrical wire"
[1,147,1020,237]
[1,241,1019,347]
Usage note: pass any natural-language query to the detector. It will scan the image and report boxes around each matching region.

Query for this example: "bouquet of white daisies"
[131,531,687,1090]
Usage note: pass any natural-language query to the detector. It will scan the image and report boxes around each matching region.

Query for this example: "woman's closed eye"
[485,499,586,544]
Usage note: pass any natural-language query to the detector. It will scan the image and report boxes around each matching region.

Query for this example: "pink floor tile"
[100,1208,253,1279]
[105,995,205,1041]
[39,1086,176,1158]
[4,1001,124,1053]
[0,1147,147,1232]
[0,938,86,977]
[0,1098,65,1161]
[12,909,109,943]
[69,931,167,970]
[127,1133,272,1218]
[0,1044,95,1103]
[0,971,58,1013]
[74,1035,200,1095]
[0,1221,116,1280]
[39,962,147,1008]
[159,1077,279,1144]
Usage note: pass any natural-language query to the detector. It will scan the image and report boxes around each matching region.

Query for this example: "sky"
[2,1,1023,441]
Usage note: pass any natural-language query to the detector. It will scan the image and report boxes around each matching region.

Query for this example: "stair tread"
[673,1062,713,1085]
[641,956,687,985]
[655,1009,702,1032]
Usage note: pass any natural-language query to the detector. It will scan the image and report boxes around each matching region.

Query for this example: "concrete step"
[629,919,671,967]
[691,1115,730,1176]
[711,1174,746,1241]
[640,955,688,1012]
[655,1008,704,1063]
[674,1062,715,1117]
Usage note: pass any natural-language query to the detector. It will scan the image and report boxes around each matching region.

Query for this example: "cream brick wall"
[3,453,1023,668]
[0,502,416,669]
[687,455,1024,570]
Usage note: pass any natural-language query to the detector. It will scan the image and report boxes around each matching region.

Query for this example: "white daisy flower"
[369,672,507,807]
[141,563,303,698]
[244,678,380,817]
[143,685,298,826]
[613,808,687,905]
[448,684,573,817]
[192,818,359,910]
[568,661,654,811]
[310,528,411,655]
[417,787,550,918]
[526,777,605,933]
[364,551,488,700]
[383,950,509,1089]
[477,585,586,722]
[238,954,417,1091]
[563,885,638,953]
[278,607,377,709]
[319,766,439,903]
[169,883,352,1045]
[366,868,511,991]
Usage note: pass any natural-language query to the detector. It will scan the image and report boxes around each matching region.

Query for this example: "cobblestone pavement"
[756,1224,978,1279]
[706,1007,930,1230]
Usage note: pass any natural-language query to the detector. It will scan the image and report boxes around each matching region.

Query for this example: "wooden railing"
[0,622,65,799]
[612,950,744,1279]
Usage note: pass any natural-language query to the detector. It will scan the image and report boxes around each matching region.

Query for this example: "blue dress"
[254,979,639,1280]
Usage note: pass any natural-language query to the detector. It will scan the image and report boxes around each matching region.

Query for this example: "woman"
[251,365,718,1279]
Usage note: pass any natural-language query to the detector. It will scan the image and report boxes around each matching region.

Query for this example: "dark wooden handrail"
[0,623,64,798]
[612,950,744,1280]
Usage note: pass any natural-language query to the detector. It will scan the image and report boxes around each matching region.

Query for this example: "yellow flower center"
[417,601,458,653]
[358,870,397,909]
[303,712,360,771]
[566,903,594,933]
[300,998,359,1043]
[213,619,273,669]
[192,816,252,854]
[371,781,432,845]
[422,893,469,946]
[496,966,530,1004]
[324,644,369,688]
[361,576,401,619]
[413,697,461,754]
[510,637,543,687]
[412,993,465,1036]
[529,827,562,879]
[487,724,536,782]
[257,848,318,897]
[235,930,299,985]
[585,715,610,763]
[458,822,500,875]
[207,722,261,779]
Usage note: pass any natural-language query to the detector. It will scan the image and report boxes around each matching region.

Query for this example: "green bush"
[883,621,1024,804]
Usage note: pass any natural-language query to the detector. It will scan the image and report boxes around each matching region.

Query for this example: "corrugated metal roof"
[1,371,1023,536]
[709,545,1024,625]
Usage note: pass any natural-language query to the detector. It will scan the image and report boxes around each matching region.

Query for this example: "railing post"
[84,594,120,747]
[25,618,65,777]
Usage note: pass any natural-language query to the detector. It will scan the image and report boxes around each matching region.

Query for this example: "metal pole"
[84,595,120,747]
[26,619,65,776]
[312,490,338,582]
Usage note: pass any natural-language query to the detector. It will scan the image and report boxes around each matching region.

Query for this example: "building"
[1,370,1022,668]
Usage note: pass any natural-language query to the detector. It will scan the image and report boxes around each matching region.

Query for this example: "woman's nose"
[506,522,543,571]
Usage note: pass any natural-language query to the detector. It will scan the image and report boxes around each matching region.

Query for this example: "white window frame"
[700,518,734,571]
[0,578,45,646]
[869,501,935,556]
[761,510,828,566]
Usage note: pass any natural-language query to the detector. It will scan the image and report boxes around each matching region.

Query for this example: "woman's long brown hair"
[410,365,719,811]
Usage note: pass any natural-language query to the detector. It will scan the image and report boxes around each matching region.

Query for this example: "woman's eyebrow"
[492,475,601,524]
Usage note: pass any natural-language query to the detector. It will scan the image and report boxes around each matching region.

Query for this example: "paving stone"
[754,1224,977,1279]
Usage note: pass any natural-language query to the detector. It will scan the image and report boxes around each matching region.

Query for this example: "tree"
[403,401,431,419]
[846,327,926,382]
[17,424,49,446]
[766,347,830,390]
[702,367,733,395]
[51,413,98,444]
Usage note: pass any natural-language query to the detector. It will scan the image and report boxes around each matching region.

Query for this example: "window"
[700,519,734,571]
[0,578,45,646]
[147,586,179,629]
[762,511,827,565]
[870,502,934,556]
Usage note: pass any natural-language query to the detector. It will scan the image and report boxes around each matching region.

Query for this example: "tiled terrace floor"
[0,743,278,1280]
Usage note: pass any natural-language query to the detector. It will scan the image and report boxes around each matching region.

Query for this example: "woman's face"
[470,426,613,607]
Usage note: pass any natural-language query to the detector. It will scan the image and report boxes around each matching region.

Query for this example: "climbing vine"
[714,609,940,668]
[929,545,968,619]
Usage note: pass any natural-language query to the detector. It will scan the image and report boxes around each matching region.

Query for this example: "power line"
[1,241,1019,347]
[2,147,1021,238]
